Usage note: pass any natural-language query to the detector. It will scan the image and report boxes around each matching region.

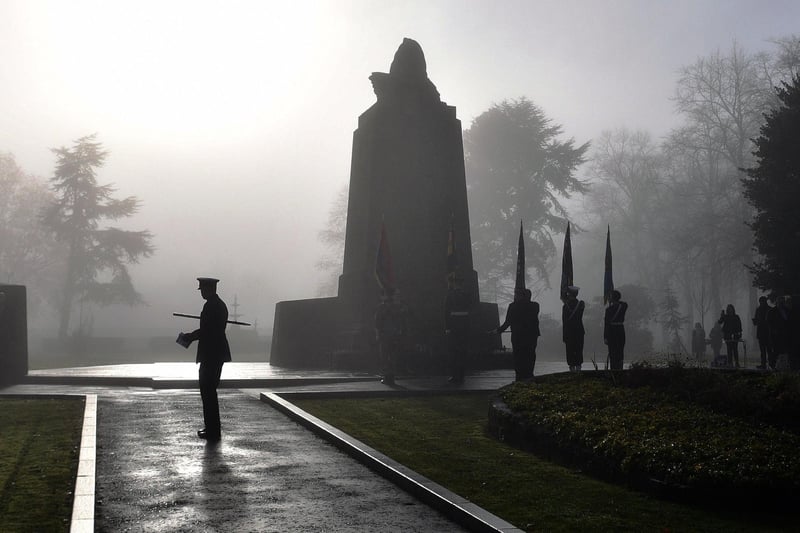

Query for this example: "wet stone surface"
[95,389,468,532]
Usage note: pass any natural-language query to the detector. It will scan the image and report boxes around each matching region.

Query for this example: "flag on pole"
[515,220,526,291]
[446,216,457,283]
[603,225,615,305]
[560,221,573,300]
[375,222,395,292]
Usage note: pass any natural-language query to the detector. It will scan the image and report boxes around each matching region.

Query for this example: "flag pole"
[560,221,573,301]
[515,220,526,292]
[604,224,614,305]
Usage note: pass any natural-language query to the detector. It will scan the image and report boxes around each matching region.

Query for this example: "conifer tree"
[42,135,154,338]
[742,75,800,294]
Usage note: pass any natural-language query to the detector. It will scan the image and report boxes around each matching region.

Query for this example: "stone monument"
[270,38,499,370]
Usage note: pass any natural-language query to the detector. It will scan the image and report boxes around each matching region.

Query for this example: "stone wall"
[0,284,28,384]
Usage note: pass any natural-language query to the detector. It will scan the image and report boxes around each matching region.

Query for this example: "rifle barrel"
[172,312,252,327]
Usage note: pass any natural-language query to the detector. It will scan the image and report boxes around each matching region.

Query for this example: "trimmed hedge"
[488,366,800,508]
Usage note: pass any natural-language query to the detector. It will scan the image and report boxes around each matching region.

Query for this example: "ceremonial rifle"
[173,312,252,326]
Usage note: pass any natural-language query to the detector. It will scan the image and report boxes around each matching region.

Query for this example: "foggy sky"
[1,0,797,334]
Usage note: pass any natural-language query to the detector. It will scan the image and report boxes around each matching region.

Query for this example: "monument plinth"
[271,38,499,370]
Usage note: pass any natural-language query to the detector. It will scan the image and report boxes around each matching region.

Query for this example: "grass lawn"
[0,397,85,532]
[294,394,796,532]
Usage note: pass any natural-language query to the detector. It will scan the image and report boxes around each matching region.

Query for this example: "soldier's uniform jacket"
[604,300,628,340]
[498,300,540,347]
[562,299,585,342]
[191,294,232,364]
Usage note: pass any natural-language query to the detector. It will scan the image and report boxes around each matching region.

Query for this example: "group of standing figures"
[374,283,630,385]
[494,285,628,380]
[693,296,800,371]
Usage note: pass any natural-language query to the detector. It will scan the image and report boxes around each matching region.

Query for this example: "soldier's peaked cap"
[197,277,220,289]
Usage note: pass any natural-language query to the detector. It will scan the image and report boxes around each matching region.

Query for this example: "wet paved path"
[93,388,470,533]
[6,364,566,531]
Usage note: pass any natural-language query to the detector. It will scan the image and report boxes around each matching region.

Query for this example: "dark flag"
[560,221,573,300]
[604,225,614,305]
[446,217,457,283]
[515,220,526,291]
[375,222,396,292]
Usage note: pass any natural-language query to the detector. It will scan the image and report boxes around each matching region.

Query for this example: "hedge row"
[488,367,800,508]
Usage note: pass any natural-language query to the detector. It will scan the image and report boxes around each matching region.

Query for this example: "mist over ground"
[2,1,796,348]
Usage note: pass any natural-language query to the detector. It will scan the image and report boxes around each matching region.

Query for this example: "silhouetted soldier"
[604,289,627,370]
[179,277,231,441]
[495,287,540,381]
[375,288,406,385]
[718,304,742,368]
[752,296,772,369]
[562,286,585,372]
[444,275,472,384]
[691,322,706,361]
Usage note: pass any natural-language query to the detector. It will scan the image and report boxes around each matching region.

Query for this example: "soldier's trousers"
[607,326,626,370]
[379,339,400,379]
[512,343,536,381]
[565,336,584,367]
[199,361,224,434]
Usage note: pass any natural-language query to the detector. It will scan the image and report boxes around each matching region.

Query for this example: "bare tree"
[767,34,800,86]
[0,152,63,312]
[587,128,666,290]
[666,41,775,332]
[315,183,348,297]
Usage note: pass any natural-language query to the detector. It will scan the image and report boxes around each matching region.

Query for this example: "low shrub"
[491,369,800,508]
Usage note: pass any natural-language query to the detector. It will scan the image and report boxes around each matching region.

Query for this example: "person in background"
[692,322,706,361]
[787,296,800,371]
[444,275,472,384]
[562,286,585,373]
[768,296,791,370]
[604,289,628,370]
[375,288,407,385]
[752,296,772,370]
[709,323,724,366]
[718,304,743,368]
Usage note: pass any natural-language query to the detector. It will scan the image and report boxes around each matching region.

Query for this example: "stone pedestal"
[270,39,500,370]
[0,285,28,385]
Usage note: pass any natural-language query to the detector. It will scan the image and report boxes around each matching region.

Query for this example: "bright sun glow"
[23,1,343,145]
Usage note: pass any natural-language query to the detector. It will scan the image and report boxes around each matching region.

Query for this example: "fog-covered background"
[2,0,798,353]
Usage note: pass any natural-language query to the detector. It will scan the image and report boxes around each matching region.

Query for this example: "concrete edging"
[23,375,377,389]
[261,391,523,533]
[70,394,97,533]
